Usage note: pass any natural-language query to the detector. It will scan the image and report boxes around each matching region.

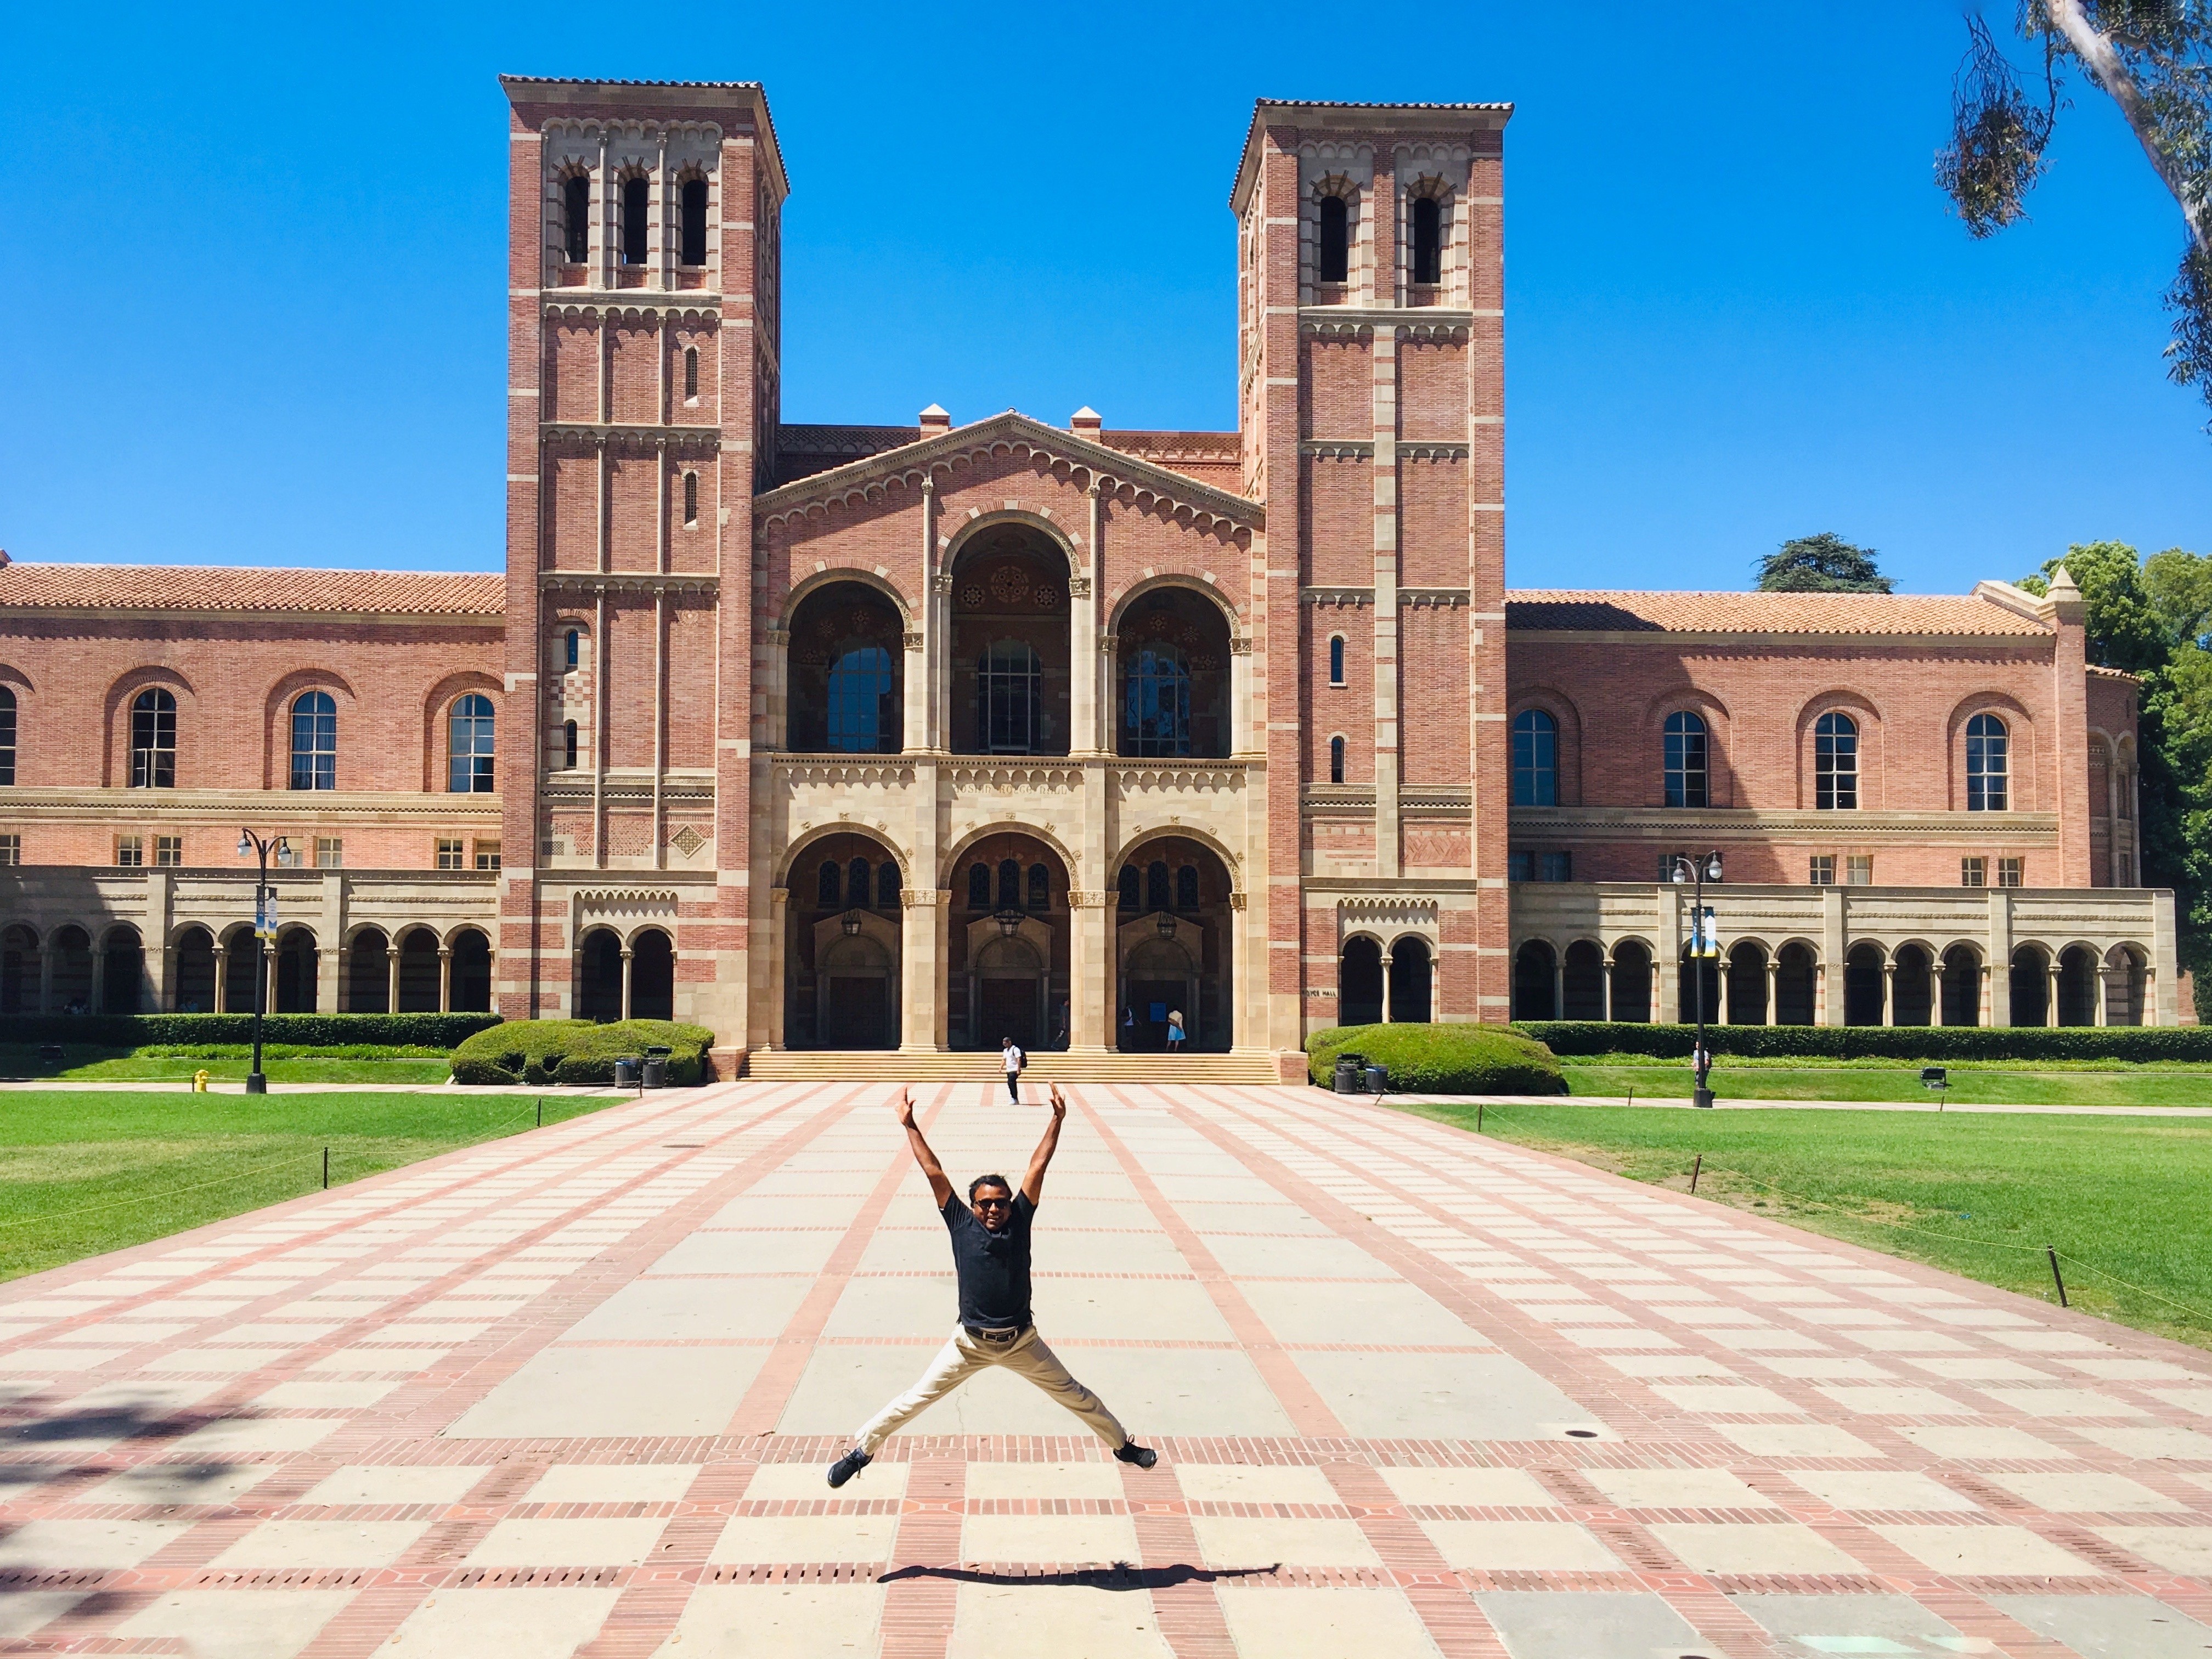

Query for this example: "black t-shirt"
[941,1190,1035,1330]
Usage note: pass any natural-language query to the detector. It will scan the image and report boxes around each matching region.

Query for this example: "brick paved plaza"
[4,1082,2212,1656]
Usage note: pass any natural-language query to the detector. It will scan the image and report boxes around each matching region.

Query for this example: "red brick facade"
[0,81,2176,1042]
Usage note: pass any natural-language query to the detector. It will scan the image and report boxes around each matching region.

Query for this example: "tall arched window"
[1176,865,1199,909]
[1328,635,1345,686]
[1118,864,1139,909]
[1124,642,1192,757]
[562,175,590,264]
[1410,194,1442,285]
[680,177,708,266]
[1318,194,1349,283]
[1814,712,1858,810]
[1966,713,2008,811]
[997,859,1022,910]
[683,346,699,400]
[0,687,17,786]
[682,471,698,527]
[978,640,1043,754]
[848,857,871,907]
[877,862,900,909]
[130,688,177,789]
[289,691,337,791]
[448,694,495,793]
[1028,864,1049,910]
[562,719,578,770]
[1147,861,1171,911]
[826,644,895,753]
[564,628,580,671]
[967,864,990,910]
[620,177,648,265]
[816,860,840,907]
[1511,709,1556,806]
[1330,735,1346,783]
[1663,711,1708,808]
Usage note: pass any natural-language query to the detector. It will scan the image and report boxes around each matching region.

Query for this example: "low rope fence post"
[1476,1101,1483,1133]
[1690,1152,1702,1194]
[322,1147,329,1190]
[537,1097,543,1127]
[2047,1245,2069,1308]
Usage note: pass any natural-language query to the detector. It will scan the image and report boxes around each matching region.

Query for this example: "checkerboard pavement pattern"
[4,1081,2212,1656]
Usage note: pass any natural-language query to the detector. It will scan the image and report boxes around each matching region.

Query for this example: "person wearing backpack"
[1001,1035,1025,1101]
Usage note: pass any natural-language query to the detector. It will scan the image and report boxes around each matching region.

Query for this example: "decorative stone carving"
[901,888,952,907]
[902,631,924,651]
[1067,890,1112,909]
[1228,637,1252,656]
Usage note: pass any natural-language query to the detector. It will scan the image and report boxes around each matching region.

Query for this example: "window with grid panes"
[154,836,182,867]
[1845,854,1872,885]
[1809,855,1835,885]
[436,838,465,870]
[474,841,501,871]
[1961,857,1986,888]
[1997,856,2023,888]
[0,835,19,867]
[115,836,143,867]
[315,837,342,869]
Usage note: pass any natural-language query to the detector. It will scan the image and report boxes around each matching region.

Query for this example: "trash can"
[613,1056,642,1087]
[641,1045,673,1089]
[1364,1063,1389,1096]
[1333,1054,1367,1094]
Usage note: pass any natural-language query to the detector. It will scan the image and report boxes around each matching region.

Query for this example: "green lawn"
[0,1090,610,1282]
[1385,1098,2212,1351]
[0,1043,453,1085]
[1562,1062,2212,1108]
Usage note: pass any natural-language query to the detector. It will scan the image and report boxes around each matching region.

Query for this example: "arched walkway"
[1562,941,1605,1020]
[577,928,624,1023]
[221,926,261,1014]
[1115,835,1233,1049]
[2057,945,2098,1026]
[1774,943,1817,1026]
[47,926,92,1015]
[1,926,36,1015]
[1389,938,1433,1024]
[1724,943,1765,1025]
[449,928,494,1013]
[101,927,146,1015]
[1843,944,1883,1027]
[1940,945,1982,1027]
[630,928,675,1022]
[1609,941,1653,1023]
[1892,944,1934,1027]
[172,927,217,1013]
[1339,936,1383,1027]
[275,930,318,1013]
[1677,947,1719,1029]
[346,928,391,1013]
[397,928,442,1013]
[2104,944,2148,1027]
[1512,940,1556,1021]
[2010,946,2050,1028]
[787,830,903,1049]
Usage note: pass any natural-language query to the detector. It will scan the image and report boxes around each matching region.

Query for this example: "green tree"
[2021,540,2212,1012]
[1754,533,1895,594]
[1939,3,2212,422]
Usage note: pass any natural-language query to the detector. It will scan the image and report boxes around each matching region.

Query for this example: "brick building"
[0,78,2177,1070]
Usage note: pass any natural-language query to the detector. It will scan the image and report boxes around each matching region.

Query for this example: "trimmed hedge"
[0,1013,503,1049]
[451,1019,715,1087]
[1307,1023,1566,1094]
[1515,1020,2212,1063]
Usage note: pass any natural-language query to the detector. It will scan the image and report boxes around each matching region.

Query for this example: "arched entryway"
[1892,944,1934,1027]
[1115,586,1231,759]
[1940,945,1982,1026]
[448,928,494,1013]
[1843,944,1884,1026]
[577,928,624,1022]
[101,926,146,1014]
[1113,834,1234,1049]
[1562,941,1605,1019]
[47,926,92,1015]
[2105,944,2148,1026]
[1338,936,1383,1026]
[221,925,261,1014]
[396,928,442,1013]
[1774,942,1817,1025]
[2057,945,2098,1026]
[786,830,903,1048]
[950,526,1071,756]
[172,927,217,1013]
[346,928,391,1013]
[1609,940,1653,1022]
[1724,943,1766,1025]
[1,926,36,1015]
[1388,937,1434,1024]
[1512,940,1556,1020]
[630,927,675,1021]
[2011,946,2050,1027]
[274,929,318,1013]
[1677,947,1719,1028]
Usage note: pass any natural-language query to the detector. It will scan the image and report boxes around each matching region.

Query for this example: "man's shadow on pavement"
[881,1562,1279,1591]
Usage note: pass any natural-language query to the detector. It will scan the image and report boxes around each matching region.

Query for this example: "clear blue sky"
[3,2,2205,592]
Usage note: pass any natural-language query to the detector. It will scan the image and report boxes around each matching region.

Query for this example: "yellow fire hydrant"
[192,1069,211,1093]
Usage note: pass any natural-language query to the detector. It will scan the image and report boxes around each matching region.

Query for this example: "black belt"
[965,1322,1030,1342]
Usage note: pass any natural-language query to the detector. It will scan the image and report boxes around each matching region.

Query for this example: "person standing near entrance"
[1001,1035,1025,1101]
[1166,1010,1185,1054]
[827,1084,1157,1486]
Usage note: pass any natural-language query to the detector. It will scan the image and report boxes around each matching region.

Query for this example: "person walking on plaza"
[1000,1035,1025,1102]
[1166,1009,1185,1054]
[826,1084,1157,1487]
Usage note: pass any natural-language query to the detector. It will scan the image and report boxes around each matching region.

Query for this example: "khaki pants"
[853,1324,1127,1455]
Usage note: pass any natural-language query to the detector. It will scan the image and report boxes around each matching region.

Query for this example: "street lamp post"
[235,830,294,1096]
[1672,851,1724,1108]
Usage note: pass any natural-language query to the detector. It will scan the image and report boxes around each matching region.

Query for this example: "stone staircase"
[740,1049,1290,1085]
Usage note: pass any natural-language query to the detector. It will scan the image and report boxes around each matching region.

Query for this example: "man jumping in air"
[826,1082,1157,1486]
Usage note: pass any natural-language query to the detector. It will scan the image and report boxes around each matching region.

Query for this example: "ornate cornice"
[539,572,719,597]
[1509,806,2063,840]
[751,411,1262,535]
[543,297,723,323]
[540,422,721,454]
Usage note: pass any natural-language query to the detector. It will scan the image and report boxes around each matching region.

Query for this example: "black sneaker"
[826,1448,871,1488]
[1113,1441,1158,1470]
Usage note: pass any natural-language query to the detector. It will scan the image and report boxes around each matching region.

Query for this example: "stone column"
[1600,957,1613,1022]
[88,948,106,1014]
[2045,960,2061,1028]
[1381,951,1395,1022]
[1551,958,1565,1023]
[1979,962,1994,1027]
[765,888,788,1049]
[266,947,280,1015]
[1712,958,1729,1026]
[1814,962,1828,1025]
[37,945,52,1015]
[1069,889,1110,1052]
[1765,959,1779,1027]
[899,889,946,1053]
[1881,962,1895,1026]
[438,947,453,1014]
[386,947,400,1015]
[1071,486,1101,757]
[620,947,635,1022]
[212,944,228,1014]
[2095,964,2109,1027]
[2146,966,2159,1028]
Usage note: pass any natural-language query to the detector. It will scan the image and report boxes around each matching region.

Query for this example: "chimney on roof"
[1070,407,1102,436]
[0,550,10,567]
[919,403,951,433]
[2041,563,2086,629]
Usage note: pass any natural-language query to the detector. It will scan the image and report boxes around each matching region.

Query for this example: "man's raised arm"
[895,1087,953,1210]
[1021,1084,1067,1206]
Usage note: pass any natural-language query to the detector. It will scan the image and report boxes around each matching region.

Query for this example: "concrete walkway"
[3,1082,2211,1657]
[1462,1093,2212,1117]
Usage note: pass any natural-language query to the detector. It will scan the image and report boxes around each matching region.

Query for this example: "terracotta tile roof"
[0,562,505,618]
[1503,590,2051,637]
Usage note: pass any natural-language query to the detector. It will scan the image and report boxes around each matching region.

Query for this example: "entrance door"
[823,978,888,1048]
[1124,980,1184,1050]
[979,977,1039,1051]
